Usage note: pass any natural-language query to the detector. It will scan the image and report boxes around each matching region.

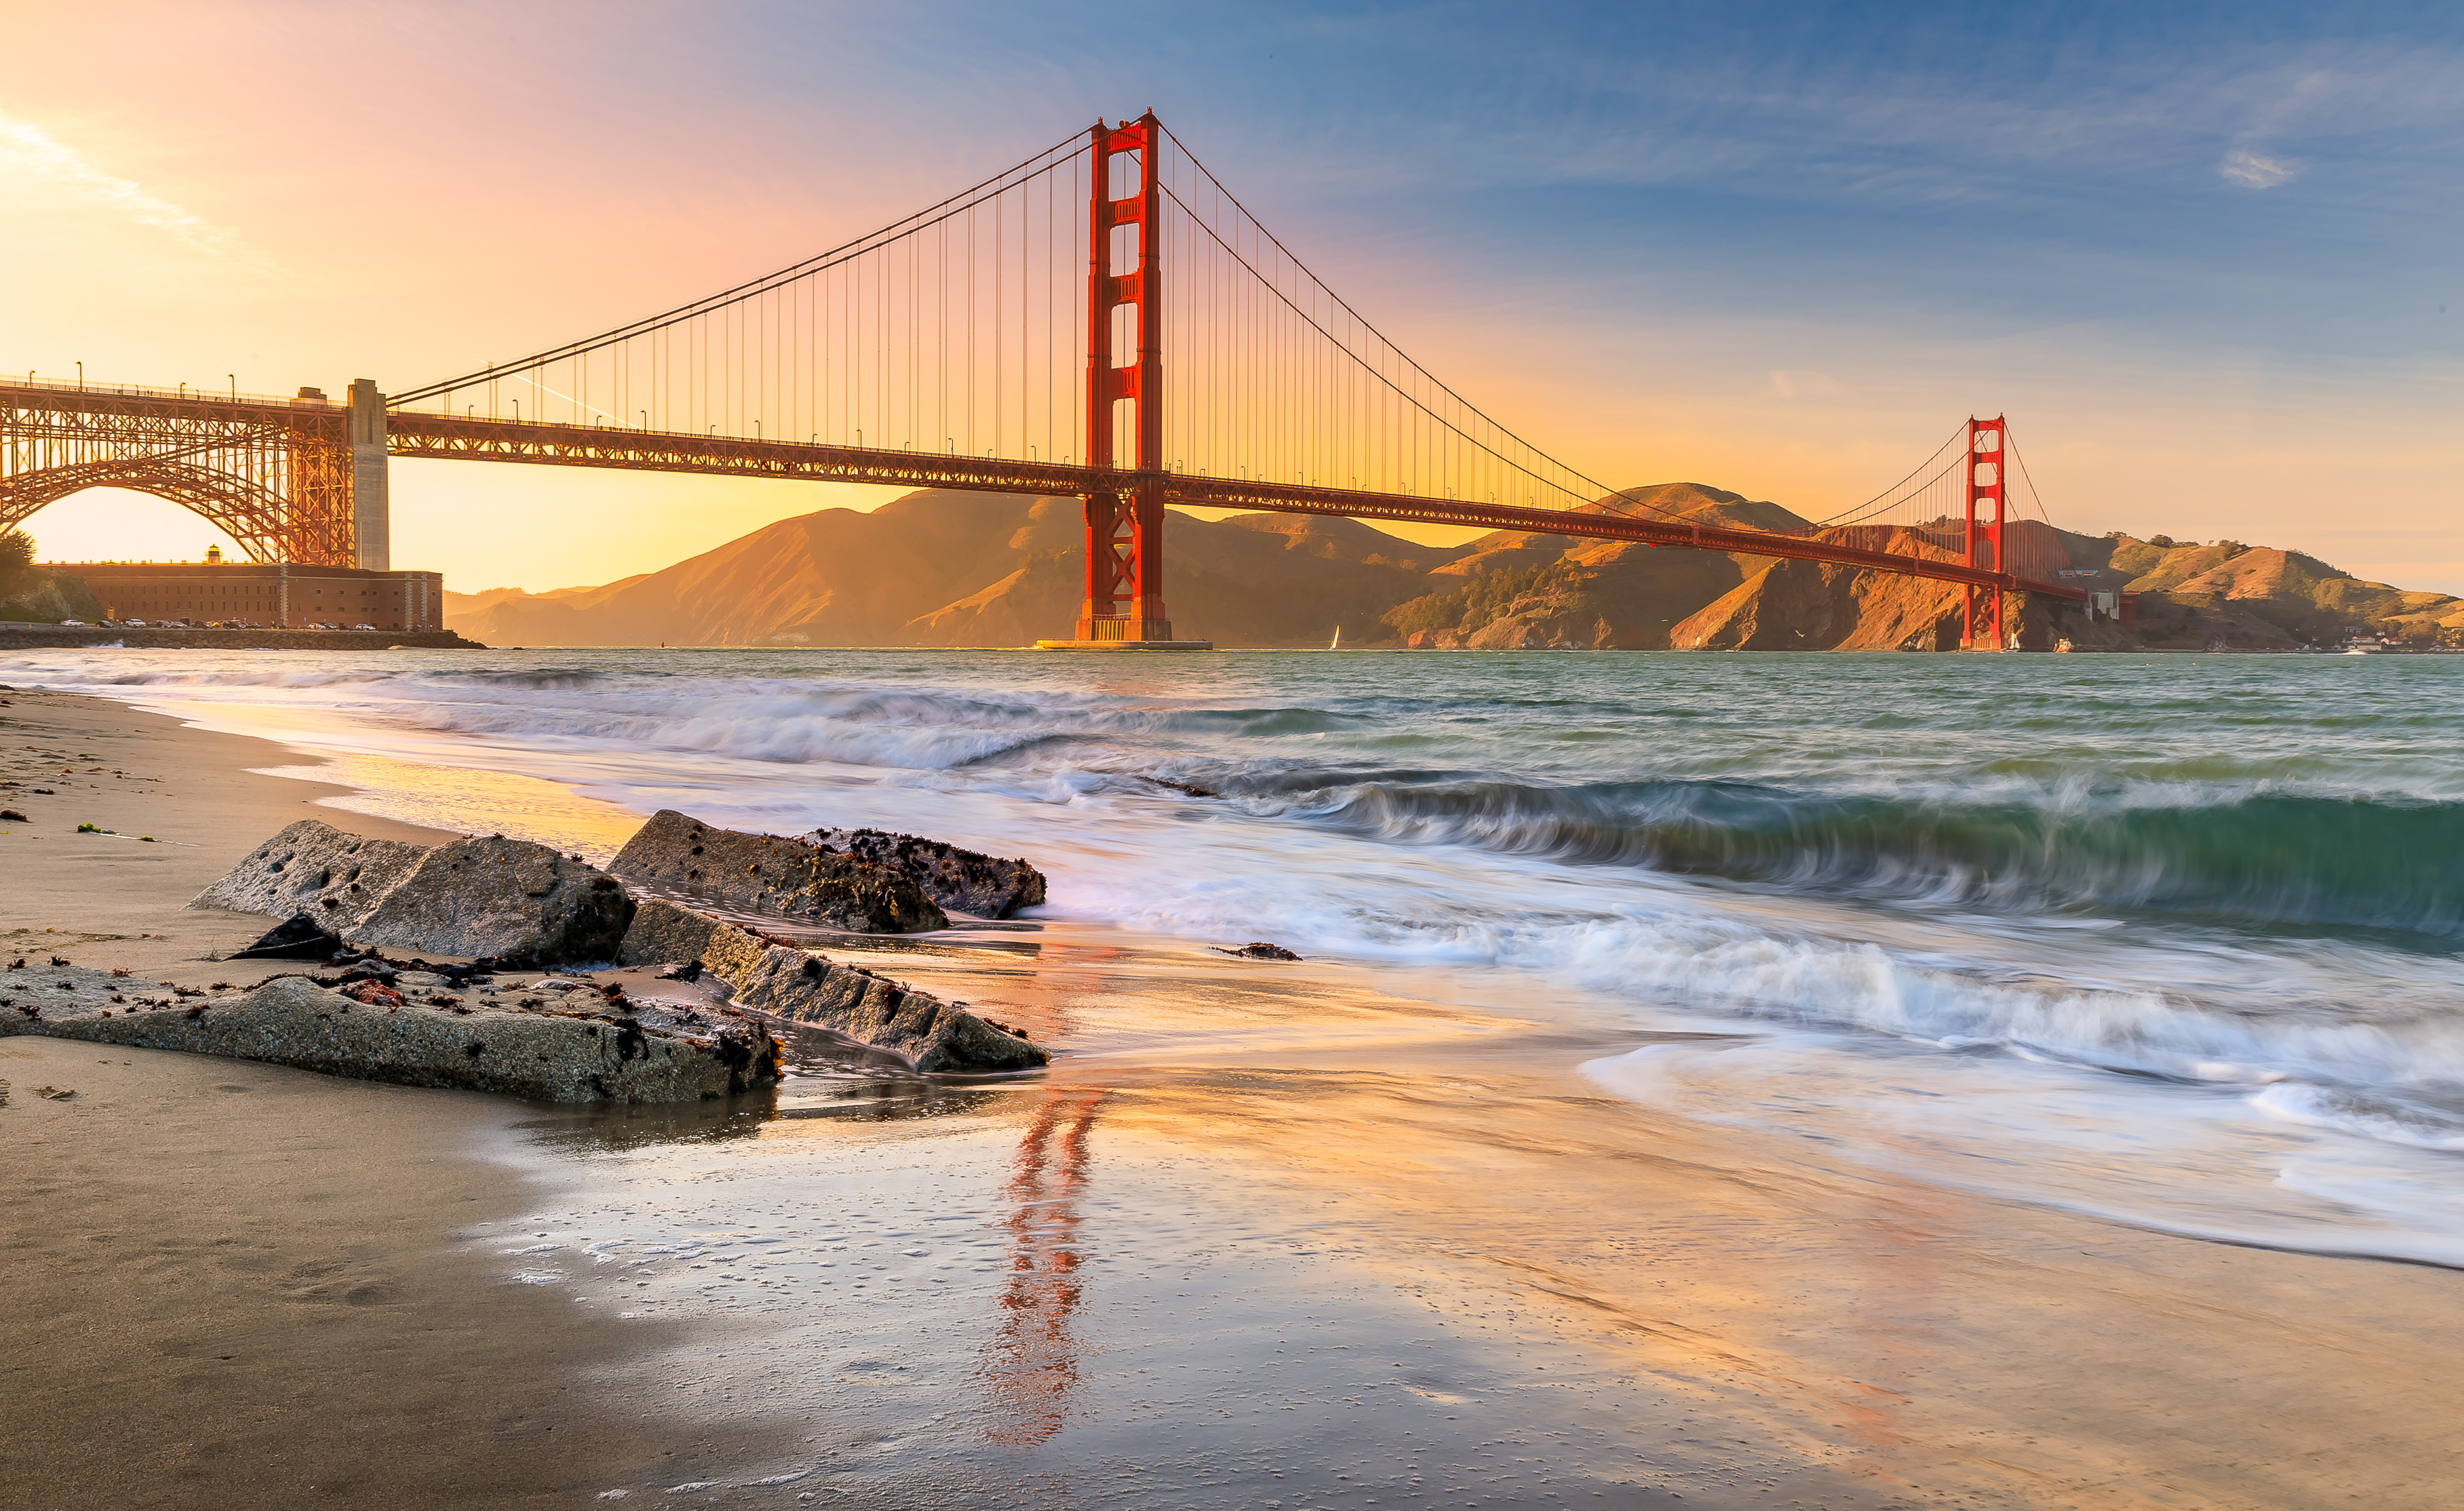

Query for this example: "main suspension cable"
[393,132,1093,408]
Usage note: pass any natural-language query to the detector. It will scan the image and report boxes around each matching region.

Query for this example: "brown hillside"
[1388,484,1819,649]
[1663,521,2124,652]
[451,492,1040,647]
[439,484,2461,654]
[444,575,652,623]
[2101,536,2460,648]
[449,491,1471,648]
[1671,559,1955,650]
[909,505,1472,646]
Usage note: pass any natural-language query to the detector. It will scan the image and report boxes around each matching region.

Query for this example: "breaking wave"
[1211,770,2464,935]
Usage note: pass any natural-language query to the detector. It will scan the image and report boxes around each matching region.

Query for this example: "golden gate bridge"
[0,113,2084,650]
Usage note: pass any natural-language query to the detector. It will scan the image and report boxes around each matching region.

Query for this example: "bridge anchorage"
[4,111,2095,650]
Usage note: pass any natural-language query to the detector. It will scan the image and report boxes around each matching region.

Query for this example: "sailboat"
[1327,625,1342,650]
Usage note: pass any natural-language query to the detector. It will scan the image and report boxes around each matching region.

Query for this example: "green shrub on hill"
[1382,558,1579,638]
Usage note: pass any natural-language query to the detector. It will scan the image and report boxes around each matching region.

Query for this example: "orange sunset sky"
[7,3,2459,593]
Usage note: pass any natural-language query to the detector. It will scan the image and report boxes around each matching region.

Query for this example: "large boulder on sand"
[0,962,781,1103]
[617,897,1045,1073]
[194,822,636,966]
[189,820,427,933]
[808,827,1046,919]
[354,835,635,965]
[608,810,946,934]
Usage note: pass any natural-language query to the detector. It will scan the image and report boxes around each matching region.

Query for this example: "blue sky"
[9,1,2460,589]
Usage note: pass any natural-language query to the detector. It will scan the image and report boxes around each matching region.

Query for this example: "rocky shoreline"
[0,810,1051,1101]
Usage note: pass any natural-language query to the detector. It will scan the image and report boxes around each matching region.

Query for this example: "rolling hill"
[441,486,2461,652]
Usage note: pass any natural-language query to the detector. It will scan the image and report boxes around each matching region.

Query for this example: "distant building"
[56,562,444,630]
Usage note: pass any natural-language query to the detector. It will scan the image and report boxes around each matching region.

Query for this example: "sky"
[5,1,2460,593]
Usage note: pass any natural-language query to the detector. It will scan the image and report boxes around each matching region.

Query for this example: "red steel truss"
[1,380,353,567]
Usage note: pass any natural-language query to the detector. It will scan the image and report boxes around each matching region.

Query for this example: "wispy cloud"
[0,112,266,264]
[2220,147,2299,189]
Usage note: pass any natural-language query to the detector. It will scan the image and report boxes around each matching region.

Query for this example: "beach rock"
[608,810,947,934]
[808,827,1047,919]
[728,946,1046,1074]
[190,820,428,932]
[353,836,636,966]
[615,897,1046,1073]
[229,913,349,961]
[0,962,779,1103]
[1215,941,1302,960]
[614,892,734,968]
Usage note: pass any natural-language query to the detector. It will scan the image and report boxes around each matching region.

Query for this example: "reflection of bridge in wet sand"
[979,1086,1106,1447]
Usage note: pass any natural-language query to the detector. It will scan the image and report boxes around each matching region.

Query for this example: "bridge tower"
[1049,112,1205,649]
[1961,415,2008,650]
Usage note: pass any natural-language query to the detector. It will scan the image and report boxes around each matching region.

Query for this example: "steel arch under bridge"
[0,378,391,569]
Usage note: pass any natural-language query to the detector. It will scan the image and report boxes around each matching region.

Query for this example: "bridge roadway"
[388,410,2086,603]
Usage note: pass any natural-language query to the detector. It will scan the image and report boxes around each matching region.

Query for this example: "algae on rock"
[808,827,1047,919]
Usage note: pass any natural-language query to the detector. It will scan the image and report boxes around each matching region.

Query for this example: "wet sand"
[5,685,2463,1509]
[0,690,800,1506]
[0,1040,804,1508]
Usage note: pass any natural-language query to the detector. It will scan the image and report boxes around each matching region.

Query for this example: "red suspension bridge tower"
[1042,114,1208,649]
[1963,415,2008,649]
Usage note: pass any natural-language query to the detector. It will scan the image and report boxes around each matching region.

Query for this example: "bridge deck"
[385,411,2086,602]
[3,382,2081,602]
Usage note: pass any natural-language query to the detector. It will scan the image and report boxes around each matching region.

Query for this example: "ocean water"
[14,645,2464,1268]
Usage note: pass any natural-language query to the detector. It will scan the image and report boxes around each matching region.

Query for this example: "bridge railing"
[1,375,324,409]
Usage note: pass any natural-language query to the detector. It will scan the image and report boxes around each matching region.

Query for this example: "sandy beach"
[0,690,802,1507]
[5,680,2463,1510]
